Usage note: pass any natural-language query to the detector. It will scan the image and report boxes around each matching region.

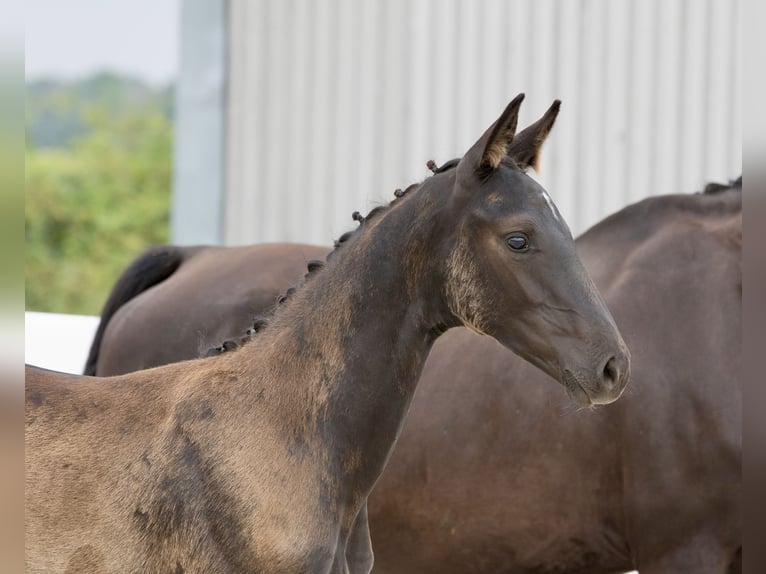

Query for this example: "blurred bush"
[25,75,172,315]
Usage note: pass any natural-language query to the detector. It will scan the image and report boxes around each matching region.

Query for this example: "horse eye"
[506,234,529,251]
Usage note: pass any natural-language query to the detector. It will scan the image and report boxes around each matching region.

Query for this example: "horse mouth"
[562,369,592,407]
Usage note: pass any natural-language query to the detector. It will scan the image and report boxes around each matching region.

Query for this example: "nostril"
[603,356,618,384]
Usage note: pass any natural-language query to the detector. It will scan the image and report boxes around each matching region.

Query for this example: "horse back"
[25,364,191,572]
[94,243,328,376]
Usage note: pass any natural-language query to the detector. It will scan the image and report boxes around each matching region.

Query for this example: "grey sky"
[25,0,179,85]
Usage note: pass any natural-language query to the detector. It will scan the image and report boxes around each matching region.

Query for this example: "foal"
[26,95,630,573]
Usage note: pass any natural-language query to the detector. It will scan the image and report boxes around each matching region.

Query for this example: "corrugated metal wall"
[225,0,741,246]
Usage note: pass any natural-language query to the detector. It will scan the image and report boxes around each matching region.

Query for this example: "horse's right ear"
[507,99,561,172]
[458,94,525,178]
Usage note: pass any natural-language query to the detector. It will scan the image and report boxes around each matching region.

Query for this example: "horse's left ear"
[507,99,561,171]
[458,94,525,178]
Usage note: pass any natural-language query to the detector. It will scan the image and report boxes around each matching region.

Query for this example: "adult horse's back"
[85,243,328,375]
[367,183,741,573]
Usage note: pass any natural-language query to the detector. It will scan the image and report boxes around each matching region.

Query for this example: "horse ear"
[507,99,561,171]
[458,94,525,176]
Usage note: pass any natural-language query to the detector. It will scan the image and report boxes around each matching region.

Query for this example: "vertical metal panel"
[224,0,741,246]
[171,0,227,245]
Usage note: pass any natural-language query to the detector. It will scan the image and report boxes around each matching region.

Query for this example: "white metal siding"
[225,0,741,246]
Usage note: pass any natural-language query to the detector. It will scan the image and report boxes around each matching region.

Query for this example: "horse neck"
[248,186,458,486]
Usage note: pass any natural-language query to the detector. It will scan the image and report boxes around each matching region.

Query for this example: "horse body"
[27,359,353,572]
[603,192,741,573]
[27,97,629,572]
[30,208,440,572]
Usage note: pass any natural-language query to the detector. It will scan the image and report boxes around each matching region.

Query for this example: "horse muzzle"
[563,348,630,407]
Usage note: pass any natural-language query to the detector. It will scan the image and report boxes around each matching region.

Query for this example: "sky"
[25,0,179,85]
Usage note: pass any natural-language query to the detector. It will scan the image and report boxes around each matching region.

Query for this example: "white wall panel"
[225,0,741,246]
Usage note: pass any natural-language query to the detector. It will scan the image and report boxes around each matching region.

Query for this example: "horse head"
[438,95,630,406]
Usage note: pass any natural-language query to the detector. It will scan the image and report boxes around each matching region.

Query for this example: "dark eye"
[506,234,529,251]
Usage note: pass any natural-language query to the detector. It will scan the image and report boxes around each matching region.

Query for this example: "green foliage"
[25,103,172,315]
[26,72,173,149]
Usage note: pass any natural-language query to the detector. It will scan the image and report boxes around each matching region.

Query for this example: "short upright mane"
[205,159,460,356]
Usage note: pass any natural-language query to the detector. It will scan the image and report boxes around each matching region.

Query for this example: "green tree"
[25,108,172,315]
[26,73,173,149]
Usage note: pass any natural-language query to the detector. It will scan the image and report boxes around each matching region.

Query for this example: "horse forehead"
[485,182,560,221]
[539,189,561,222]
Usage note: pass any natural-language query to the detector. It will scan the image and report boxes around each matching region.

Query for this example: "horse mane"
[702,175,741,195]
[205,159,460,357]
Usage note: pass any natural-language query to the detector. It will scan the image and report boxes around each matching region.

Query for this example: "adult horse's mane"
[703,175,741,194]
[578,176,742,245]
[206,159,460,356]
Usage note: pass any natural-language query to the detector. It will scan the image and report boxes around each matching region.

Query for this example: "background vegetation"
[25,72,173,315]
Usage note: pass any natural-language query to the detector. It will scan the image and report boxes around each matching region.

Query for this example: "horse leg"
[325,502,373,574]
[344,502,374,574]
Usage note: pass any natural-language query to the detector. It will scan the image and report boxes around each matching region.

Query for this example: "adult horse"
[85,169,740,573]
[27,96,630,573]
[367,180,741,574]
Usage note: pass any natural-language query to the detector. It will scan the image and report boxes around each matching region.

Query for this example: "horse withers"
[26,96,629,573]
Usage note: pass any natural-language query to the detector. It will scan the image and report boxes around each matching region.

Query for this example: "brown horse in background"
[366,180,741,574]
[27,97,630,573]
[85,171,740,572]
[84,243,329,376]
